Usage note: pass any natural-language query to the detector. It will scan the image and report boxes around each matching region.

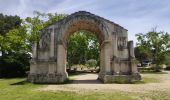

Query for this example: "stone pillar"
[98,41,111,80]
[56,44,68,82]
[128,41,135,59]
[32,42,37,60]
[113,32,118,58]
[50,27,55,59]
[103,41,111,74]
[100,47,104,72]
[128,41,138,73]
[112,32,119,74]
[48,27,57,75]
[30,42,38,74]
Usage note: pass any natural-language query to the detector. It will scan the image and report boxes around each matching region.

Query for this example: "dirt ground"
[39,71,170,93]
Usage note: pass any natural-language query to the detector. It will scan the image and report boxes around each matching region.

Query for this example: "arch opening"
[66,31,100,82]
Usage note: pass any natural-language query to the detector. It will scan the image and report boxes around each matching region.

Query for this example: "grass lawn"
[0,73,170,100]
[0,78,132,100]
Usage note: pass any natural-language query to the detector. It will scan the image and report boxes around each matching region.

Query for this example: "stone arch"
[57,12,110,46]
[28,11,141,83]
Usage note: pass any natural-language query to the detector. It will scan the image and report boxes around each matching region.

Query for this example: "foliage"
[0,14,31,77]
[0,14,22,55]
[0,14,21,36]
[23,11,66,43]
[86,59,97,68]
[67,31,99,67]
[134,46,152,64]
[0,53,31,78]
[71,64,86,69]
[136,28,170,71]
[0,12,66,77]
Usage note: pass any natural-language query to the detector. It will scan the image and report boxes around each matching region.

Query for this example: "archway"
[66,31,100,82]
[66,31,100,71]
[56,17,111,83]
[28,11,141,83]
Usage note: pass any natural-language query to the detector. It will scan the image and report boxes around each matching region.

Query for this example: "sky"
[0,0,170,45]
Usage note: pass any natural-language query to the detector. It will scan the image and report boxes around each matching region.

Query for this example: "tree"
[0,14,21,56]
[22,11,66,43]
[136,28,170,71]
[0,12,66,77]
[134,46,152,64]
[0,14,31,77]
[67,31,99,67]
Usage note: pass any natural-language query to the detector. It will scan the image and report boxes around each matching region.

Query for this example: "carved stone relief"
[117,37,127,50]
[39,29,52,51]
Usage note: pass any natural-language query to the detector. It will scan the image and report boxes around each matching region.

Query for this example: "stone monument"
[28,11,141,83]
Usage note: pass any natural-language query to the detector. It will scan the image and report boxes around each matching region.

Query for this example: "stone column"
[100,47,104,72]
[128,41,138,73]
[32,42,37,60]
[113,32,118,58]
[50,27,55,59]
[103,41,111,74]
[30,42,38,74]
[112,32,120,74]
[128,41,135,59]
[56,44,68,82]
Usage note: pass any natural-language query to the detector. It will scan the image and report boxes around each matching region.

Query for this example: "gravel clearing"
[39,71,170,93]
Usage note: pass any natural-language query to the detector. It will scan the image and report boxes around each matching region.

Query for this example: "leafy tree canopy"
[135,28,170,67]
[67,31,99,67]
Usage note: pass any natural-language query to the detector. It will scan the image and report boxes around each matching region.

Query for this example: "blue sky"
[0,0,170,45]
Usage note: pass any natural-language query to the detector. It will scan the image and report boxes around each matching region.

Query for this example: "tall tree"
[136,29,170,70]
[0,12,66,77]
[0,14,21,56]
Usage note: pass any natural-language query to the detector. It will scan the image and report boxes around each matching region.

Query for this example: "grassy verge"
[0,72,170,100]
[0,78,132,100]
[132,73,162,84]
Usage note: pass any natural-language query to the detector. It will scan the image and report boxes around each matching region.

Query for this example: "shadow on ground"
[10,80,28,85]
[71,79,102,84]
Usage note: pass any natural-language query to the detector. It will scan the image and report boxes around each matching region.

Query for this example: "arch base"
[98,73,141,83]
[27,72,68,84]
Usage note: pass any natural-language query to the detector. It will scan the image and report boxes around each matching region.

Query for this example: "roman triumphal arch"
[28,11,141,83]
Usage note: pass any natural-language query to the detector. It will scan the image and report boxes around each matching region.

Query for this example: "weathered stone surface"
[28,11,141,83]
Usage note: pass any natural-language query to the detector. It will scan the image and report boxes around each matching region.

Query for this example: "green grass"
[132,73,162,84]
[0,73,170,100]
[0,78,132,100]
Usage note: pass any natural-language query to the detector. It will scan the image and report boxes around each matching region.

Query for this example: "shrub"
[151,65,162,72]
[86,59,97,68]
[0,53,31,78]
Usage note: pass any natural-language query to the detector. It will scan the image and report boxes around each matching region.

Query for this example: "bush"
[138,65,163,73]
[86,59,97,68]
[0,53,31,78]
[151,65,162,72]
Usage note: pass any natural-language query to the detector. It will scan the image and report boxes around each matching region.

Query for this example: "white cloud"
[0,0,170,45]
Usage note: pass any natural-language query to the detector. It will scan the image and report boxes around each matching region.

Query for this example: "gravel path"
[39,71,170,93]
